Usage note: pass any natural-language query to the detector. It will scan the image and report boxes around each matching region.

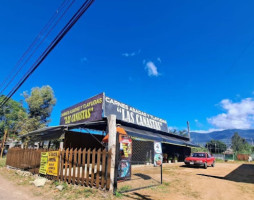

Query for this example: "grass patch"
[215,158,224,163]
[118,185,132,192]
[163,182,170,186]
[115,191,123,198]
[0,158,6,168]
[115,185,132,198]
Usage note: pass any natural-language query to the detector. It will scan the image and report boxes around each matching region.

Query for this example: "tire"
[211,161,215,167]
[204,162,207,169]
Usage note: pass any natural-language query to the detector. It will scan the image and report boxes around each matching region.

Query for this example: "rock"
[33,178,47,187]
[22,171,32,177]
[15,170,32,177]
[56,185,64,191]
[33,174,39,179]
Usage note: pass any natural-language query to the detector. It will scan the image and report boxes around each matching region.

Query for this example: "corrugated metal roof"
[122,126,198,147]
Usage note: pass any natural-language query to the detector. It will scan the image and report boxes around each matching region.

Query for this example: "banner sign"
[47,151,59,176]
[154,142,163,166]
[39,152,48,175]
[118,135,132,180]
[60,93,169,133]
[60,93,103,125]
[104,96,168,132]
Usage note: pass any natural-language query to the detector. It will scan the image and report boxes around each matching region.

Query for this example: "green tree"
[19,85,56,135]
[0,95,26,139]
[231,132,251,153]
[169,129,188,137]
[191,146,209,153]
[205,140,227,154]
[178,130,188,137]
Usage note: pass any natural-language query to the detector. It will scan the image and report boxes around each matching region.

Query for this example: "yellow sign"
[47,151,59,176]
[39,152,48,175]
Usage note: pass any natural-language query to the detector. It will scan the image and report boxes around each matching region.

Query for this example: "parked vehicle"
[184,152,215,169]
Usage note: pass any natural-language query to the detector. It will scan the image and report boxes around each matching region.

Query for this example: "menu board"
[47,151,59,176]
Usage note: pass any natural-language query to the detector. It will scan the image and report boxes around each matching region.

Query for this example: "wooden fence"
[6,148,45,173]
[6,148,112,190]
[237,154,249,161]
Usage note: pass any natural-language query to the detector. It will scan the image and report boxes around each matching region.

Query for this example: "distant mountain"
[190,129,254,146]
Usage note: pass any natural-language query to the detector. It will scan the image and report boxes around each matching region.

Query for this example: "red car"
[184,152,215,169]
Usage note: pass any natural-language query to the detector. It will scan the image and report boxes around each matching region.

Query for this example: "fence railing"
[237,154,249,161]
[6,148,112,190]
[6,148,46,173]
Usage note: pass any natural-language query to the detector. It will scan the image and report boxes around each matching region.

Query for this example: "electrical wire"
[0,0,95,108]
[0,0,70,95]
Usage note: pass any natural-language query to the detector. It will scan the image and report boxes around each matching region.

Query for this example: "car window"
[192,153,206,158]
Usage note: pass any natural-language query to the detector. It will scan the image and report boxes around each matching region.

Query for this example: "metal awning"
[122,126,198,147]
[21,120,107,142]
[21,119,198,147]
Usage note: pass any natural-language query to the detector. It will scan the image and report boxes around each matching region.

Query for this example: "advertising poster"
[118,135,132,180]
[120,136,132,159]
[118,160,131,179]
[47,151,59,176]
[39,152,48,175]
[154,142,163,166]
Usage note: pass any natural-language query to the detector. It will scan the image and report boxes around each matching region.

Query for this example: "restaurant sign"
[104,96,168,132]
[60,93,103,125]
[60,93,169,133]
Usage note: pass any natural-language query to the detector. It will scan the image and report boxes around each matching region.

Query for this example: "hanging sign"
[47,151,59,176]
[39,152,48,175]
[154,142,163,166]
[118,135,132,180]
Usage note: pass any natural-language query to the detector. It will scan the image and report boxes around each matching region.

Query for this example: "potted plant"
[174,156,178,163]
[168,157,172,163]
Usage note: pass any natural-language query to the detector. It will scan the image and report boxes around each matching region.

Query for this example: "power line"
[0,0,94,106]
[0,0,71,95]
[0,0,95,108]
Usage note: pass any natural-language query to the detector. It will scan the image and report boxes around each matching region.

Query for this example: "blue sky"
[1,0,254,132]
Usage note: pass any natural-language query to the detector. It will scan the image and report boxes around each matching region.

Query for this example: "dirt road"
[0,173,43,200]
[119,162,254,200]
[0,162,253,200]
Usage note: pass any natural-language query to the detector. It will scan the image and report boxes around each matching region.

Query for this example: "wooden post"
[1,129,8,158]
[107,115,116,192]
[60,142,64,150]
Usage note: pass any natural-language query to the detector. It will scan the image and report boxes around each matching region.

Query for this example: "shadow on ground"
[133,173,152,180]
[197,164,254,184]
[122,192,154,200]
[180,165,207,169]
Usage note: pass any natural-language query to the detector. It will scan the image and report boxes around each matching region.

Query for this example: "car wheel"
[204,162,207,169]
[211,161,215,167]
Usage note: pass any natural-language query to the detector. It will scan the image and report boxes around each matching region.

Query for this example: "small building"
[21,93,197,164]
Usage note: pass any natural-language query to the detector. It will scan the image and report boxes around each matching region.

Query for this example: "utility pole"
[1,129,8,158]
[187,121,190,138]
